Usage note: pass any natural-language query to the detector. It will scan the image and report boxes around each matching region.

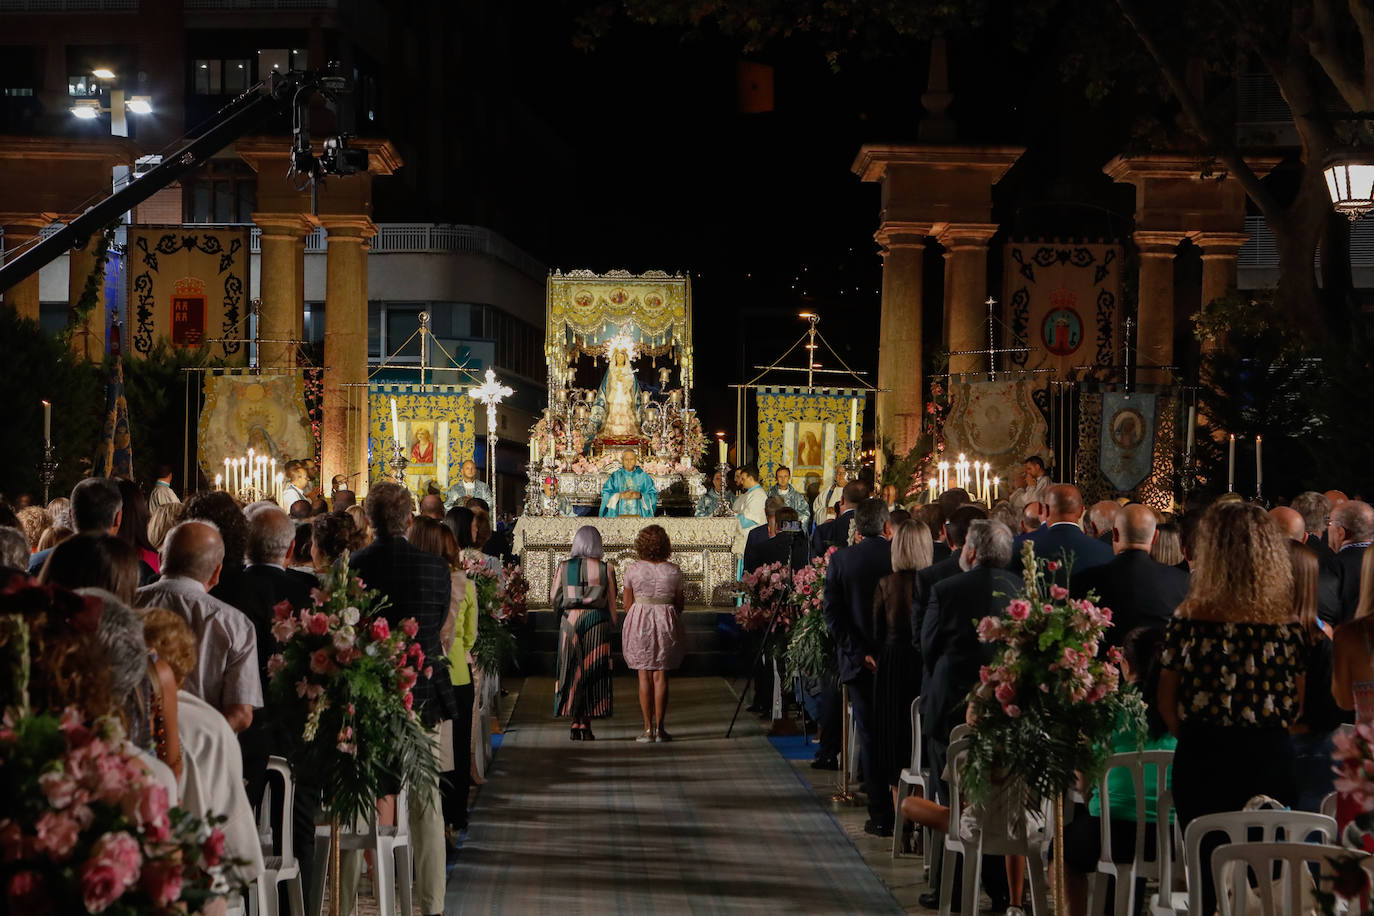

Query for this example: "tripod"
[725,596,793,738]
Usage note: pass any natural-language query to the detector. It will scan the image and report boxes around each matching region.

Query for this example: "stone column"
[1133,231,1187,383]
[875,221,931,460]
[319,216,375,490]
[1196,231,1249,310]
[1,217,48,322]
[252,213,313,368]
[937,224,998,375]
[67,237,107,362]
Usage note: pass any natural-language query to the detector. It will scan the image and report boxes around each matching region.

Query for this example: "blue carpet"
[768,733,816,760]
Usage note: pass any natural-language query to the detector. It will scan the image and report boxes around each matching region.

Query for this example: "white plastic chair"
[249,757,305,916]
[1085,750,1175,916]
[938,733,1053,916]
[1212,840,1353,916]
[1321,790,1339,821]
[257,781,274,854]
[894,697,930,862]
[1145,789,1188,916]
[310,787,413,916]
[1183,808,1337,916]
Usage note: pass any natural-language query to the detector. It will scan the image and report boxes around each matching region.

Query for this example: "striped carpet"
[445,676,903,914]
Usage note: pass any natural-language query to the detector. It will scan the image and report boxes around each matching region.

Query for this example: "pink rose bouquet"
[734,562,798,636]
[784,547,837,680]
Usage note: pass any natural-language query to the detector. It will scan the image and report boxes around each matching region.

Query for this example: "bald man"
[1011,484,1113,580]
[1086,500,1122,545]
[1020,501,1046,534]
[1319,499,1374,624]
[1269,506,1307,542]
[136,520,262,732]
[1072,503,1190,648]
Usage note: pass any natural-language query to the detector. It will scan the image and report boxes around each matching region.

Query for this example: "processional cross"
[469,368,514,517]
[947,297,1030,380]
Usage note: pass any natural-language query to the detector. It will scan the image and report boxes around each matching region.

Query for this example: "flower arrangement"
[785,548,836,680]
[0,612,241,915]
[734,562,798,639]
[568,453,622,475]
[463,556,526,676]
[265,564,437,830]
[963,543,1144,809]
[681,413,707,463]
[1312,724,1374,913]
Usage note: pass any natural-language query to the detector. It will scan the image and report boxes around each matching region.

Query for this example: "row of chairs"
[886,697,1358,915]
[237,755,415,916]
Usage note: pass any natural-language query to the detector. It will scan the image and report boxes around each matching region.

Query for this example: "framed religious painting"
[408,423,438,467]
[793,420,826,474]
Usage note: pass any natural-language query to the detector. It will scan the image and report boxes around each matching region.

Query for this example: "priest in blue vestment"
[599,449,658,517]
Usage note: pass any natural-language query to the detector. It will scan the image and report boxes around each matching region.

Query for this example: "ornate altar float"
[514,269,738,607]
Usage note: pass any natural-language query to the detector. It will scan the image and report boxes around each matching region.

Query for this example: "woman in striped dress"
[552,525,618,739]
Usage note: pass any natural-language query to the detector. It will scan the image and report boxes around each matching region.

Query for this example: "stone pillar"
[0,217,47,321]
[319,216,375,490]
[1133,231,1187,383]
[1195,231,1249,310]
[67,237,107,362]
[252,213,313,369]
[937,224,998,375]
[875,222,932,460]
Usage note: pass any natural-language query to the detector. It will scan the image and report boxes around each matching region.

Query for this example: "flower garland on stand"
[734,562,798,659]
[0,606,244,915]
[264,564,438,916]
[785,548,835,681]
[963,543,1144,915]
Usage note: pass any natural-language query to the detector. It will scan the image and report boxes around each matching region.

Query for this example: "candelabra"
[39,443,58,505]
[713,461,735,517]
[523,468,543,516]
[388,442,409,481]
[842,439,861,483]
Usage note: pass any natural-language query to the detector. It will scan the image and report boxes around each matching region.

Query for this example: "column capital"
[0,213,51,237]
[875,221,933,251]
[1133,230,1189,256]
[934,222,999,251]
[252,212,315,239]
[319,215,378,241]
[1192,231,1250,257]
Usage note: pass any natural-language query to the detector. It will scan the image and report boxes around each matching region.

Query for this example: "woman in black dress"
[873,518,933,840]
[1158,501,1305,914]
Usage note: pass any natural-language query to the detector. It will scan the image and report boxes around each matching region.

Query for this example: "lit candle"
[276,472,284,503]
[1255,435,1263,490]
[390,397,401,448]
[224,458,231,490]
[994,476,1000,500]
[214,473,222,490]
[1227,434,1236,492]
[1185,405,1196,455]
[718,437,728,465]
[849,398,858,441]
[41,399,51,444]
[269,458,276,492]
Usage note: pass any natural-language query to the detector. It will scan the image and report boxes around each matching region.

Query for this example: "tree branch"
[1114,0,1284,217]
[1349,0,1374,101]
[1305,0,1369,109]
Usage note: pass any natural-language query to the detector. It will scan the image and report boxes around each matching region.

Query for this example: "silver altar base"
[513,516,741,608]
[550,470,707,512]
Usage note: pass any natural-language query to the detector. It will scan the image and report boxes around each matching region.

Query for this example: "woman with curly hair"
[309,511,363,574]
[1157,500,1305,913]
[621,524,685,742]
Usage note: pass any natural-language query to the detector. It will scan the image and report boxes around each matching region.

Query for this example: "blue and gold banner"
[756,386,865,490]
[368,383,476,496]
[1099,391,1156,492]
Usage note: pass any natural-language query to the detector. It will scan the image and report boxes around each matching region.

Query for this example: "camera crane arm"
[0,67,367,296]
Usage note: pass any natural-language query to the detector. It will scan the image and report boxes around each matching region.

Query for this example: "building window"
[192,60,250,96]
[184,166,255,223]
[386,306,423,359]
[68,75,97,97]
[3,88,34,97]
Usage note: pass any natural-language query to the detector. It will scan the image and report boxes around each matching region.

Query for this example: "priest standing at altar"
[600,450,658,517]
[446,458,494,510]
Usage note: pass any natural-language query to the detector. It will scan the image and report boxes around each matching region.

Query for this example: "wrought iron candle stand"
[39,444,58,505]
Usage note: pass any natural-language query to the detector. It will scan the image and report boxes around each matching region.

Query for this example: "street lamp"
[68,69,152,137]
[1324,152,1374,220]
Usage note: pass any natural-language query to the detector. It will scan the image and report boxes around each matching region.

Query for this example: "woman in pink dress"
[622,524,686,743]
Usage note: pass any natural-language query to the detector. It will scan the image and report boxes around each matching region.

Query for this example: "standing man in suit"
[811,480,869,557]
[1072,504,1189,648]
[823,498,894,836]
[921,519,1020,802]
[1320,500,1374,624]
[343,482,455,916]
[1011,484,1112,580]
[1085,500,1121,546]
[914,504,988,645]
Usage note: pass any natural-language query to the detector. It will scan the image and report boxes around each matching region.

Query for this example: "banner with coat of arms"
[1003,241,1123,377]
[127,226,250,363]
[368,383,476,496]
[755,387,865,491]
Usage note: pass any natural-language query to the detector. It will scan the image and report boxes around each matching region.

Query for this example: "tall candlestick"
[1255,435,1263,490]
[1185,405,1196,455]
[994,476,1000,500]
[41,400,51,444]
[1227,434,1236,492]
[390,397,401,449]
[214,473,222,490]
[849,397,858,442]
[718,437,727,464]
[224,458,231,490]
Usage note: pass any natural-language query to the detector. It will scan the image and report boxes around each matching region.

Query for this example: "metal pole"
[831,685,855,804]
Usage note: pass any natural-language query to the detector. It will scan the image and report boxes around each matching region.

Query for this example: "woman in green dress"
[552,525,618,739]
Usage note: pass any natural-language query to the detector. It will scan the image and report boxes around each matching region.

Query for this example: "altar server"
[767,465,811,528]
[812,466,848,530]
[445,458,495,510]
[600,449,658,517]
[734,463,767,534]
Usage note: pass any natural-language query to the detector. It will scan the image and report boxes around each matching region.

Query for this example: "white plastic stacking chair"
[249,757,305,916]
[938,733,1053,916]
[257,781,274,855]
[1212,840,1352,916]
[310,787,413,916]
[893,697,930,863]
[1084,750,1175,916]
[1145,789,1187,916]
[1321,790,1339,821]
[1182,808,1336,916]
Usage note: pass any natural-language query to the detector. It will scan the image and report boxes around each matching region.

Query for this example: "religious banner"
[368,383,476,496]
[127,226,251,363]
[942,378,1050,482]
[1099,391,1157,492]
[755,387,865,490]
[198,372,313,479]
[1003,241,1123,377]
